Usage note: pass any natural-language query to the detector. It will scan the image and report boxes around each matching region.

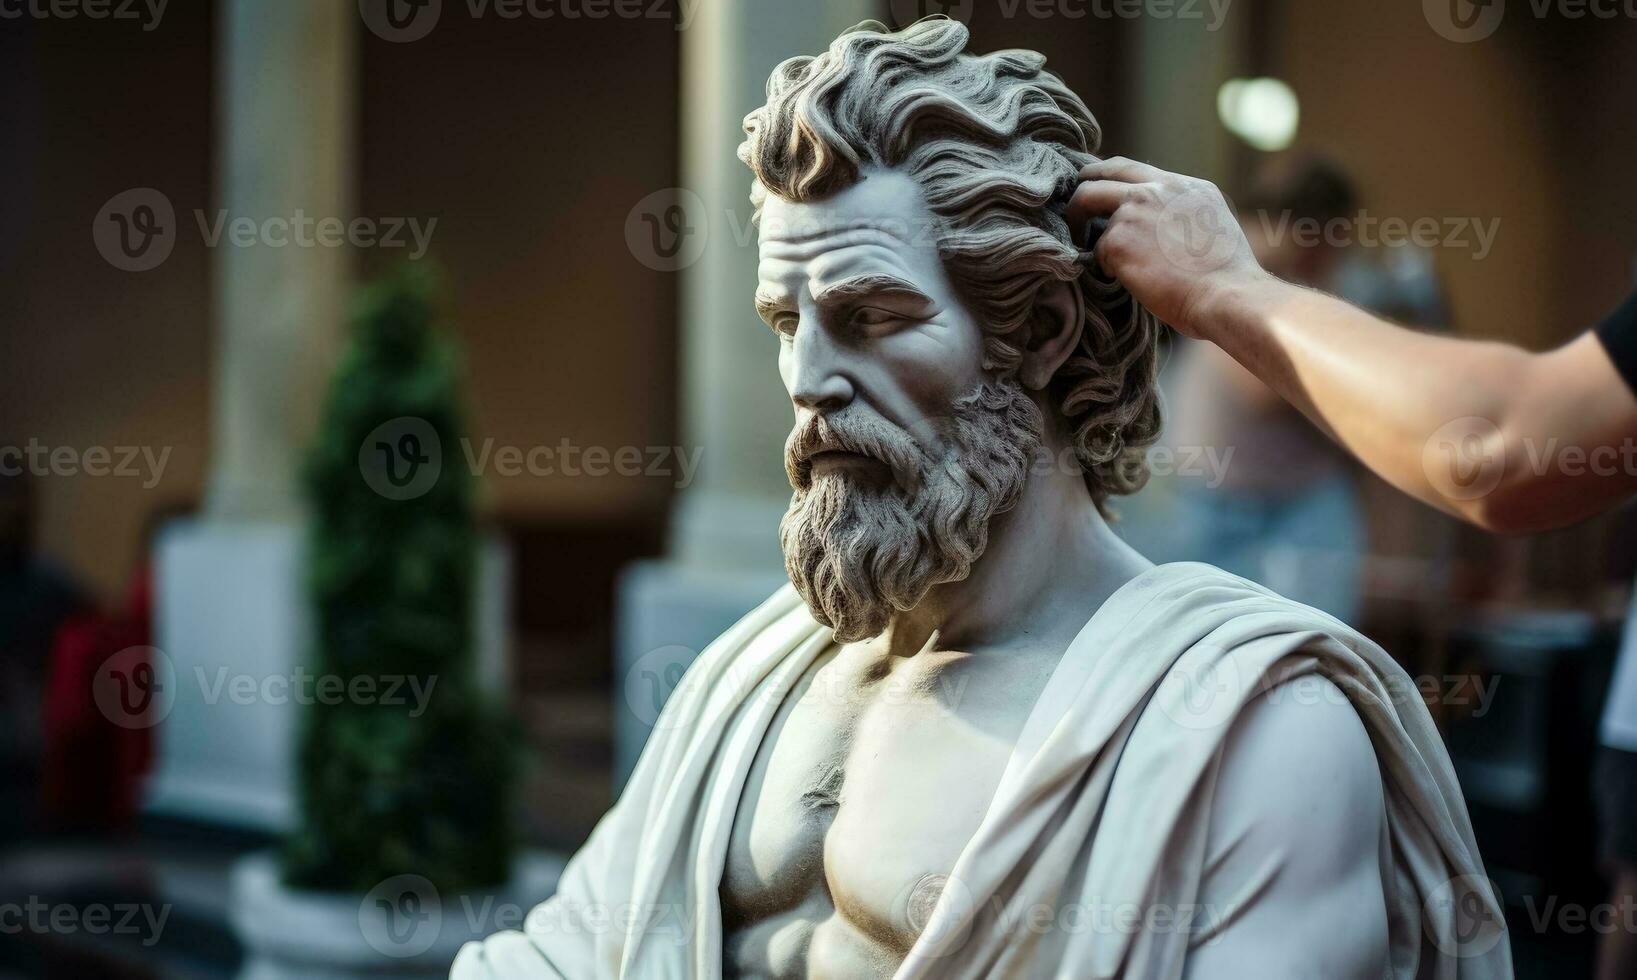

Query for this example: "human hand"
[1068,157,1267,339]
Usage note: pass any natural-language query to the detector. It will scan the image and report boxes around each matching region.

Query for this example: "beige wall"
[355,10,680,523]
[1,11,215,600]
[2,6,680,600]
[1273,0,1637,348]
[7,2,1635,599]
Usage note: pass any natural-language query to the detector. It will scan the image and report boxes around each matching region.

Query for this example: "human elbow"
[1456,470,1573,536]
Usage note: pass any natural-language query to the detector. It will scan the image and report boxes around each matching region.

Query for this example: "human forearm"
[1199,277,1637,531]
[1075,159,1637,532]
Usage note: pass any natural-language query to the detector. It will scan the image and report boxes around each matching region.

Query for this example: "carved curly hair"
[737,16,1162,511]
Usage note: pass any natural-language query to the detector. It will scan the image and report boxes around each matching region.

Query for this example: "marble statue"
[455,18,1510,979]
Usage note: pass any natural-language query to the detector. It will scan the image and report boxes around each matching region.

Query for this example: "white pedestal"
[230,850,563,980]
[149,519,511,831]
[612,559,787,789]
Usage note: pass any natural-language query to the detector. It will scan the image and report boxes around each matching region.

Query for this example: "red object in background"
[40,567,154,833]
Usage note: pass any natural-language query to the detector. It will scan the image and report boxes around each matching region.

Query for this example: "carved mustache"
[784,412,926,492]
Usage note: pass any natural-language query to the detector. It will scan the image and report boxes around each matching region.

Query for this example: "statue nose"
[788,322,855,413]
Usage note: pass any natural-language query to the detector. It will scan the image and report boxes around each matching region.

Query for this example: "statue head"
[739,17,1161,641]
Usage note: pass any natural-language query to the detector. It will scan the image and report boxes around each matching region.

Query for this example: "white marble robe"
[453,562,1511,979]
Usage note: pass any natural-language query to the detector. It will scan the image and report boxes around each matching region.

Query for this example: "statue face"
[759,168,1044,641]
[756,169,989,452]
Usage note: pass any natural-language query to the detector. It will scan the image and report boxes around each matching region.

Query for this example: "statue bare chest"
[719,642,1055,978]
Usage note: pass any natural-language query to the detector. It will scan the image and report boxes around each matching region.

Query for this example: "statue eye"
[851,307,901,330]
[771,313,799,340]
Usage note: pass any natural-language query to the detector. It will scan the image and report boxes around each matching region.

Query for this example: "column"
[615,0,880,784]
[146,0,355,829]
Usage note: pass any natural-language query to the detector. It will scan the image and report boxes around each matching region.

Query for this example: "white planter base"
[230,851,563,980]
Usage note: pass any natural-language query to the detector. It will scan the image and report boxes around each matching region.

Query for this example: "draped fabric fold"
[453,563,1510,979]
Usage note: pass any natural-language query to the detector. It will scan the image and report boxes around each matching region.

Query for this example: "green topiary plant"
[284,263,517,895]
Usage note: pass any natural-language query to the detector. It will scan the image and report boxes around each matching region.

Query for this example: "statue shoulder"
[1186,672,1391,973]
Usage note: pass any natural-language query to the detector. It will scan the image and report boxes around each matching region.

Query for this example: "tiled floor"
[0,832,565,979]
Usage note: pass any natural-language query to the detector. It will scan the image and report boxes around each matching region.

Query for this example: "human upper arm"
[1475,329,1637,533]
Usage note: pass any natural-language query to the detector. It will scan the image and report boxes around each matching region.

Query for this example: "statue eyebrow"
[812,274,934,308]
[753,275,937,329]
[753,290,793,326]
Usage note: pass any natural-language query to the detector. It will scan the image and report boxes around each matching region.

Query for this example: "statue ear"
[1018,279,1084,391]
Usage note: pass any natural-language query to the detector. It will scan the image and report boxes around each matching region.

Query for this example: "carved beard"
[780,380,1045,642]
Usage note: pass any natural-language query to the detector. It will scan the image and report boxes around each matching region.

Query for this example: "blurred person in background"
[1072,156,1637,980]
[0,463,87,840]
[39,507,171,837]
[1121,153,1370,622]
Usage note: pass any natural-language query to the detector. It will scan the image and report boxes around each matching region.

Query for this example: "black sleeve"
[1594,290,1637,395]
